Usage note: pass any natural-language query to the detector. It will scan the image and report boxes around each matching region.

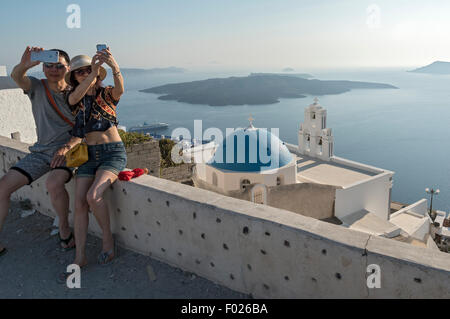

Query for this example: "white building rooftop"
[295,154,378,187]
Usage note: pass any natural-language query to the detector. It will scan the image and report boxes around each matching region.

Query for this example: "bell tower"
[298,98,334,161]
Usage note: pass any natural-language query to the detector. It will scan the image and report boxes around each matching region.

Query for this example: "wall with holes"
[1,135,450,298]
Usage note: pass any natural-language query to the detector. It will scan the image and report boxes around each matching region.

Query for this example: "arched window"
[318,137,323,155]
[241,179,251,190]
[276,176,283,186]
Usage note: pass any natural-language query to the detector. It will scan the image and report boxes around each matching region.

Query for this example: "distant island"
[408,61,450,74]
[250,72,313,79]
[140,74,397,106]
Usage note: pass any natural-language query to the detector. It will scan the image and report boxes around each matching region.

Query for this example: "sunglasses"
[74,66,92,76]
[44,63,67,70]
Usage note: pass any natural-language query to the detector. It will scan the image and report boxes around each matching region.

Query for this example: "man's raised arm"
[11,46,42,92]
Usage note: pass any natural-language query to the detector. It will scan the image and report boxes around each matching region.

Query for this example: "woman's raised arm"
[98,47,124,101]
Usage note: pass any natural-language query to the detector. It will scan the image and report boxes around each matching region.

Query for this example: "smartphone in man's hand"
[30,50,59,63]
[96,44,107,52]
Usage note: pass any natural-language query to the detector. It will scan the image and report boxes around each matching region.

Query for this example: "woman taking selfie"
[51,48,126,268]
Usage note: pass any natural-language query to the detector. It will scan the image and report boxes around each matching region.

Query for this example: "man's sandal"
[59,232,76,251]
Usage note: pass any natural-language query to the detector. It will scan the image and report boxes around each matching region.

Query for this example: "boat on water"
[128,122,169,133]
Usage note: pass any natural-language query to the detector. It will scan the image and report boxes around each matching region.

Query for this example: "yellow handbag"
[65,142,88,168]
[65,98,89,168]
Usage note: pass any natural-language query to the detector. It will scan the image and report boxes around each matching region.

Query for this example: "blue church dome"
[207,127,293,172]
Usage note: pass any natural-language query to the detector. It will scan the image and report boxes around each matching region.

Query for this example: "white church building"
[187,98,437,249]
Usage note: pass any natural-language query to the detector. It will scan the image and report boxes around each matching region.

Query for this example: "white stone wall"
[1,135,449,298]
[0,88,37,144]
[390,200,430,242]
[335,173,392,221]
[0,67,37,144]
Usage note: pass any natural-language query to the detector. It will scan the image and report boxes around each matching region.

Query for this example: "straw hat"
[65,55,107,86]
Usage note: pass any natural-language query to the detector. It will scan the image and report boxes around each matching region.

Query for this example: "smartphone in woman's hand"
[96,44,107,52]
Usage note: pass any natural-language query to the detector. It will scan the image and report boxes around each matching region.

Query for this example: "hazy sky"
[1,0,450,72]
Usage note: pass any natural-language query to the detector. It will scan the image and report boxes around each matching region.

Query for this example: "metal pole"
[430,192,434,218]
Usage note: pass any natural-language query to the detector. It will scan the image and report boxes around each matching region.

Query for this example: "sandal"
[59,232,76,251]
[98,237,117,266]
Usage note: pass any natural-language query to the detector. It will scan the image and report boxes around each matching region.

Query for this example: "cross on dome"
[248,115,255,129]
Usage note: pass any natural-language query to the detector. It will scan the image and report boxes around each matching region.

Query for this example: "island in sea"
[140,73,398,106]
[250,72,313,79]
[408,61,450,74]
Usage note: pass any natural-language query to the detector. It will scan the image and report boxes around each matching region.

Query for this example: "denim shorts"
[76,142,127,178]
[11,145,74,185]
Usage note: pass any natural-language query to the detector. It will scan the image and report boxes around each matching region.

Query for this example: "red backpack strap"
[41,79,74,127]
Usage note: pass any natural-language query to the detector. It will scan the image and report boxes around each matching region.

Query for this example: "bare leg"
[86,170,117,256]
[0,170,28,251]
[46,169,72,245]
[73,177,94,267]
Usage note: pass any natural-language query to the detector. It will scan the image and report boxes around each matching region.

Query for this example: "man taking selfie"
[0,46,78,258]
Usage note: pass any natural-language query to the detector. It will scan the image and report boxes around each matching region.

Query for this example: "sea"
[103,68,450,212]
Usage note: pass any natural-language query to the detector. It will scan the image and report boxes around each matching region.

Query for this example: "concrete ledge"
[391,199,428,219]
[1,136,449,298]
[331,156,390,175]
[285,143,387,175]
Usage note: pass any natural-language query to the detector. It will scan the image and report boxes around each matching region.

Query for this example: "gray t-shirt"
[24,76,75,153]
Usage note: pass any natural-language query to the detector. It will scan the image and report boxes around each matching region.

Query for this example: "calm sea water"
[106,68,450,212]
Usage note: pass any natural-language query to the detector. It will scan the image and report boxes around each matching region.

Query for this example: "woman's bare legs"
[73,176,94,267]
[86,170,117,259]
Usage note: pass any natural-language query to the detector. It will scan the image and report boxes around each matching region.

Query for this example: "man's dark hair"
[49,49,70,65]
